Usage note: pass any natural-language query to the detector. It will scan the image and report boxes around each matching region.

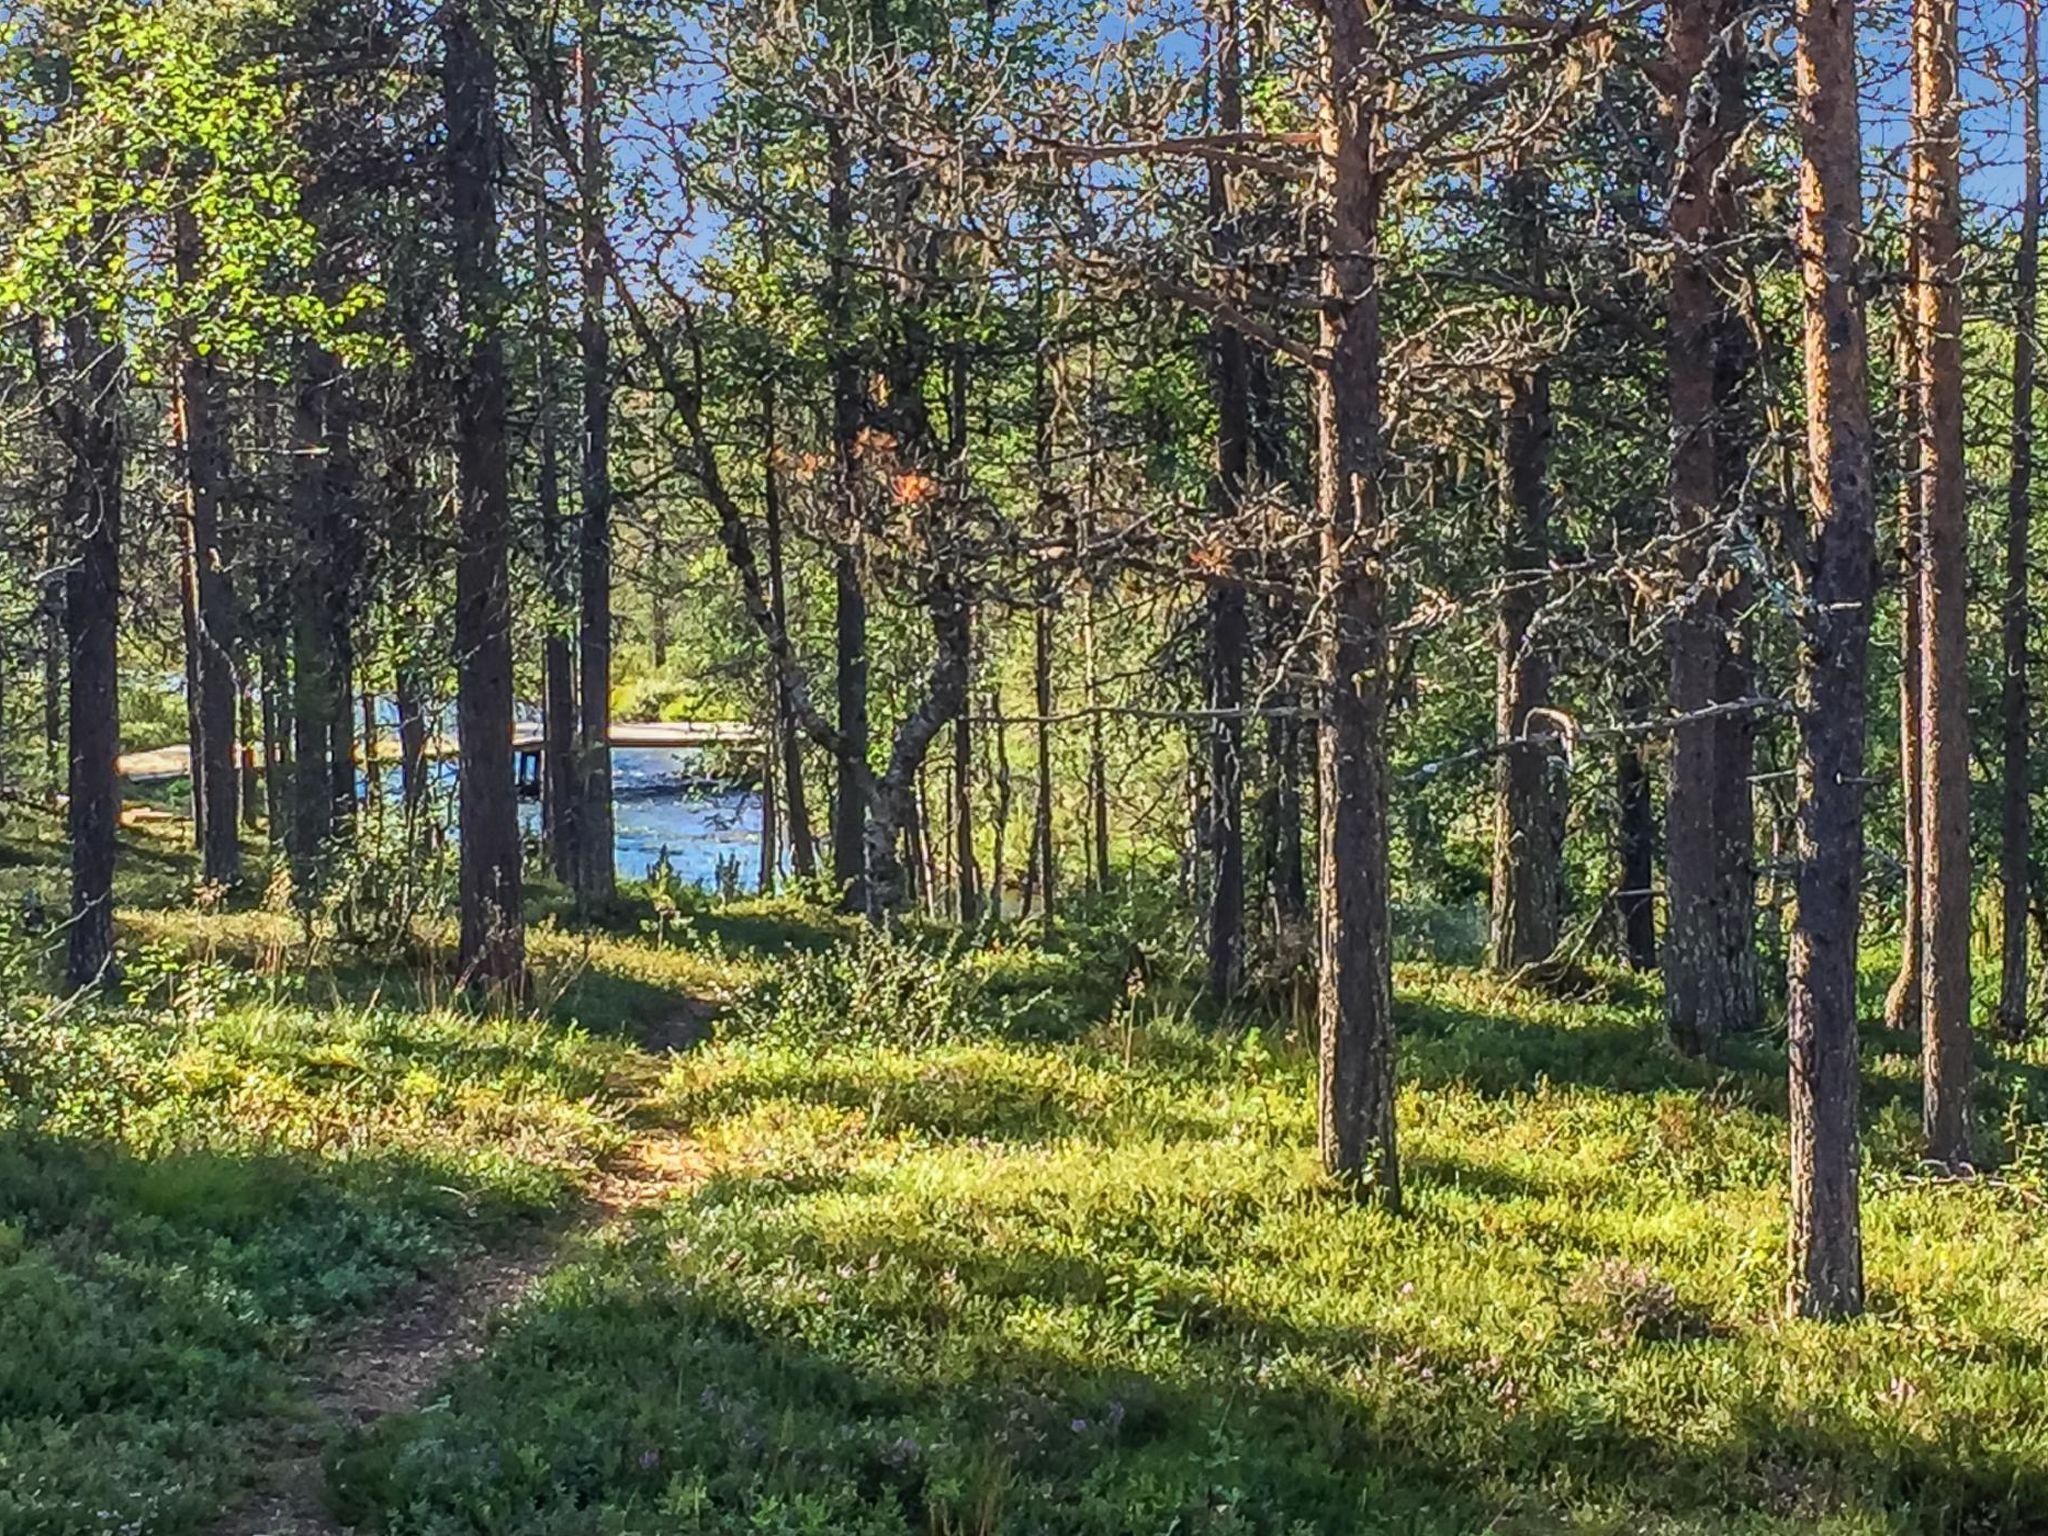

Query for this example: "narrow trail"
[210,1070,706,1536]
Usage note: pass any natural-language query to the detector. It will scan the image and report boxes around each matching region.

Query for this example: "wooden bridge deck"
[117,721,763,784]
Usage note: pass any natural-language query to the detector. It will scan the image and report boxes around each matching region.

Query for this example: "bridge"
[116,721,764,785]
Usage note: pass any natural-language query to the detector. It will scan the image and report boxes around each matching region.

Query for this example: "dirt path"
[210,1116,705,1536]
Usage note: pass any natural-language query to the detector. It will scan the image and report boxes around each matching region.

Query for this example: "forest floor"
[8,815,2048,1535]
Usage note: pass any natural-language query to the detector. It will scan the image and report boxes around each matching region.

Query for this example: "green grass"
[0,821,692,1534]
[12,818,2048,1533]
[336,949,2048,1535]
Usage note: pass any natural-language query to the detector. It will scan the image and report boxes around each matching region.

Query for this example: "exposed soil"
[208,1103,703,1533]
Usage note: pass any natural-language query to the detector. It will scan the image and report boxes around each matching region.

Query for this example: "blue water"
[389,747,769,894]
[604,750,766,890]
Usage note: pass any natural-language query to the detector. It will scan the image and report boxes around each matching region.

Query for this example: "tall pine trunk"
[576,14,618,910]
[763,374,816,880]
[534,76,579,886]
[1490,168,1563,972]
[2000,1,2041,1042]
[1206,0,1250,1003]
[446,0,525,997]
[172,205,240,888]
[1787,0,1876,1319]
[289,346,340,890]
[1314,0,1397,1205]
[1662,0,1755,1057]
[826,129,869,913]
[62,308,122,989]
[1886,280,1926,1036]
[1491,360,1563,971]
[1912,0,1974,1165]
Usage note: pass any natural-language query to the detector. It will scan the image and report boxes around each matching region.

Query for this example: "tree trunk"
[947,348,979,923]
[262,634,289,849]
[1912,0,1974,1165]
[1206,0,1250,1003]
[1491,360,1563,972]
[61,310,122,989]
[2000,0,2041,1042]
[1662,0,1755,1057]
[240,681,263,829]
[289,347,339,891]
[576,14,618,911]
[446,0,525,997]
[172,207,240,887]
[1315,0,1397,1205]
[1616,735,1658,968]
[991,688,1011,920]
[396,663,428,831]
[834,548,870,910]
[763,374,817,880]
[1030,309,1058,935]
[1490,163,1564,974]
[1885,274,1926,1037]
[758,718,780,894]
[1787,0,1875,1320]
[827,128,869,914]
[534,75,579,887]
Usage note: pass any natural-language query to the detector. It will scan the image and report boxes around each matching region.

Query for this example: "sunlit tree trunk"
[825,127,869,913]
[947,345,979,922]
[762,374,816,881]
[1315,0,1397,1205]
[61,305,122,989]
[1662,0,1755,1057]
[1885,278,1925,1038]
[2000,0,2041,1042]
[1205,0,1250,1002]
[289,345,339,891]
[1490,169,1563,973]
[533,76,578,886]
[1787,0,1874,1321]
[1912,0,1973,1165]
[446,0,525,997]
[576,14,618,911]
[172,205,240,888]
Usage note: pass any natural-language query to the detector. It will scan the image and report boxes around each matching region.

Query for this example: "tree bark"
[446,0,525,997]
[991,688,1011,920]
[826,128,870,913]
[576,13,618,910]
[1206,0,1250,1003]
[1662,0,1756,1056]
[762,374,817,882]
[1491,360,1564,972]
[289,346,340,891]
[2000,0,2041,1042]
[1490,168,1564,972]
[172,210,240,888]
[534,74,579,887]
[61,309,122,989]
[1315,0,1397,1205]
[947,345,979,922]
[1885,271,1926,1037]
[1912,0,1974,1165]
[1787,0,1874,1321]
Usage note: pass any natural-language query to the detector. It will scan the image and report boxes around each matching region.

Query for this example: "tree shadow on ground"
[332,1154,2048,1536]
[0,1123,568,1536]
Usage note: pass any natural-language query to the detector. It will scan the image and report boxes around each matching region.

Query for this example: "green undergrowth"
[0,825,673,1535]
[15,819,2048,1534]
[338,943,2048,1536]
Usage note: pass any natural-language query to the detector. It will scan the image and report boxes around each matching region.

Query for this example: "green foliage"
[340,949,2048,1536]
[18,832,2048,1534]
[0,871,637,1533]
[730,926,1009,1051]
